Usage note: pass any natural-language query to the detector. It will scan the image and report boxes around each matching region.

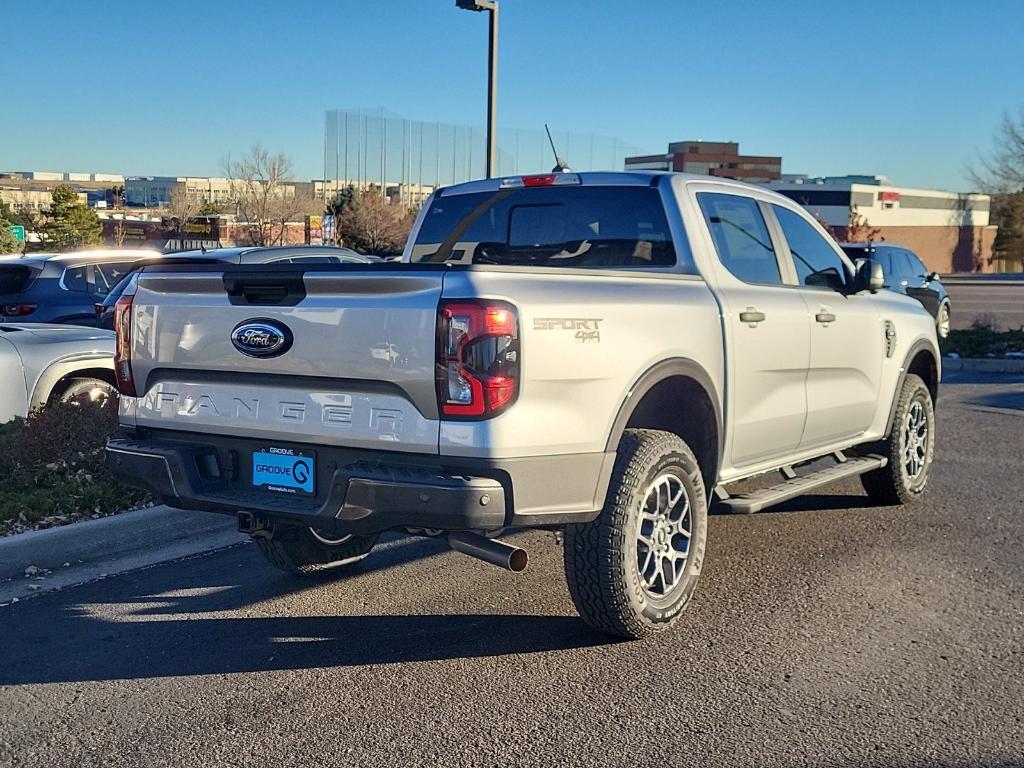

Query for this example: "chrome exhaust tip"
[448,531,528,572]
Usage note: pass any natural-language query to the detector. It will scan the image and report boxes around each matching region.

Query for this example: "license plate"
[252,448,315,496]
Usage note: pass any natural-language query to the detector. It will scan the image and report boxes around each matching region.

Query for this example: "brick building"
[625,140,782,183]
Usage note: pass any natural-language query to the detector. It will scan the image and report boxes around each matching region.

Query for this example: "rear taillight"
[2,304,37,317]
[436,300,519,419]
[113,294,135,396]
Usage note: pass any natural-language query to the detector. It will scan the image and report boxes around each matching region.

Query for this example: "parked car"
[107,171,940,640]
[94,246,379,329]
[840,242,951,337]
[0,250,161,327]
[0,323,115,423]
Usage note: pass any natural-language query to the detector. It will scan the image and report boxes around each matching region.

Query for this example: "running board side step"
[717,454,887,514]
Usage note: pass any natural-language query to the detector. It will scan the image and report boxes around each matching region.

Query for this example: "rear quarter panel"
[439,268,724,458]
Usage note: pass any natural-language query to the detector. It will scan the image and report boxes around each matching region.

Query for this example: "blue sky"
[2,0,1022,191]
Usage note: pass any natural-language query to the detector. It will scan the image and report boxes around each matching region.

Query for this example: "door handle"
[739,308,766,325]
[815,311,836,324]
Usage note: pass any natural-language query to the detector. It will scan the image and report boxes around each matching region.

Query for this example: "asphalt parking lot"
[945,277,1024,331]
[1,372,1022,768]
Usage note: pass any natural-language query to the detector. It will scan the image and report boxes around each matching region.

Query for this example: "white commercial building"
[768,177,996,273]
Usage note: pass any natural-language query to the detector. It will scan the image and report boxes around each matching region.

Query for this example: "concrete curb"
[0,505,246,604]
[942,357,1024,374]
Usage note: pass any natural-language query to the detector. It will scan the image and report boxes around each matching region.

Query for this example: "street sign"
[8,225,25,242]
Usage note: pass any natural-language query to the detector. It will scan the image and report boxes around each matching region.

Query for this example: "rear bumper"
[106,432,613,535]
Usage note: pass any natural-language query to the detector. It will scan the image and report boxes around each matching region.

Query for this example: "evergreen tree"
[0,199,23,254]
[326,185,357,216]
[41,186,102,250]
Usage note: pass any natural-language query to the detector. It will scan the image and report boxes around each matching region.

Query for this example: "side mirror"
[927,271,940,282]
[854,258,885,294]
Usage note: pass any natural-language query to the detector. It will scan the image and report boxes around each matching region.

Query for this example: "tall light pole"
[456,0,498,178]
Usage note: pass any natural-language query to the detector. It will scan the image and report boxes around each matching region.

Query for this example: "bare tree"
[165,186,200,246]
[223,145,320,246]
[970,108,1024,194]
[844,205,880,243]
[113,218,128,248]
[814,204,879,244]
[970,109,1024,271]
[337,189,416,255]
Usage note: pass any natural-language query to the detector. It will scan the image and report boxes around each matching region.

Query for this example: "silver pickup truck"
[107,172,939,639]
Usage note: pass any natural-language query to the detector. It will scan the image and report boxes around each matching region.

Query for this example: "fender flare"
[884,339,939,437]
[603,357,724,472]
[30,354,115,410]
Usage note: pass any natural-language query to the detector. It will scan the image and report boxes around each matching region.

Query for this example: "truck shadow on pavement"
[0,535,613,686]
[967,390,1024,412]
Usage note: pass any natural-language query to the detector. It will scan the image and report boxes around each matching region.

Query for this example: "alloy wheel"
[903,400,929,480]
[635,472,691,598]
[937,304,951,339]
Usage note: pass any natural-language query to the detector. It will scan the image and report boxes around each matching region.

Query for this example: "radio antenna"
[545,124,572,173]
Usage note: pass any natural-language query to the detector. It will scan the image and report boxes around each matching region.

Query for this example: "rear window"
[410,186,678,269]
[0,265,37,294]
[94,261,136,296]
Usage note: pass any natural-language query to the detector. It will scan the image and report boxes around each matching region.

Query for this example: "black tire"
[255,523,378,575]
[563,429,708,639]
[861,373,935,505]
[54,377,115,406]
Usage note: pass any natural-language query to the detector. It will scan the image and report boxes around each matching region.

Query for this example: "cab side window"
[773,206,848,291]
[873,249,894,281]
[903,251,927,279]
[697,193,781,285]
[890,250,915,281]
[61,266,90,292]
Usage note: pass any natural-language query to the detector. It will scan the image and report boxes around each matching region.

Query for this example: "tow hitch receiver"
[237,512,273,538]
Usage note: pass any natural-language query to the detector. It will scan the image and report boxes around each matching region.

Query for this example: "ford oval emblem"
[230,319,293,358]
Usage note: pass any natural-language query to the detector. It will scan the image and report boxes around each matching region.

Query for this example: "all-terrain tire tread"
[860,373,933,506]
[564,429,705,640]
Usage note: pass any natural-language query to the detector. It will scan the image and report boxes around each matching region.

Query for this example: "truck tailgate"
[123,266,444,454]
